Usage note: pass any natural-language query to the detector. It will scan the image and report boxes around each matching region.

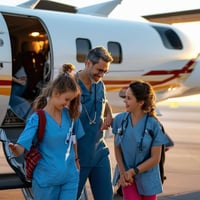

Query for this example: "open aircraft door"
[0,13,12,125]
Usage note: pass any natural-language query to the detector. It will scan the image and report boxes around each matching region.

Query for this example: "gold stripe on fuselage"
[0,75,12,96]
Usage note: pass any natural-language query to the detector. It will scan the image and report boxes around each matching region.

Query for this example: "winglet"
[77,0,122,17]
[17,0,121,17]
[17,0,40,9]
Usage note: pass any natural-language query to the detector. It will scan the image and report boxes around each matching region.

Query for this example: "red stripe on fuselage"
[104,59,195,87]
[143,59,195,85]
[0,80,12,85]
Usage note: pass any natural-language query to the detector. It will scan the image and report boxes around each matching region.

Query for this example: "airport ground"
[0,103,200,199]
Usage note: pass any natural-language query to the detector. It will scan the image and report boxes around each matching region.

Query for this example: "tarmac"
[113,191,200,200]
[158,191,200,200]
[0,105,200,200]
[109,104,200,200]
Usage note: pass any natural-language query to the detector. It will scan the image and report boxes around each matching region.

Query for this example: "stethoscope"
[76,72,97,125]
[117,113,149,151]
[117,113,130,136]
[81,84,97,125]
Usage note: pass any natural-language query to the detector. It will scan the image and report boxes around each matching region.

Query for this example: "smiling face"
[86,58,110,83]
[53,90,77,110]
[123,87,144,113]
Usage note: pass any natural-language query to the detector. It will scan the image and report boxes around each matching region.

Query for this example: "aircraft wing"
[143,9,200,24]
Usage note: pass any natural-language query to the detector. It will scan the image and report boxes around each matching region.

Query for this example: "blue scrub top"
[77,79,109,166]
[17,108,85,187]
[112,112,169,195]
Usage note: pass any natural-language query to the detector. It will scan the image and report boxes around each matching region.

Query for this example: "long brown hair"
[33,73,81,119]
[129,80,157,119]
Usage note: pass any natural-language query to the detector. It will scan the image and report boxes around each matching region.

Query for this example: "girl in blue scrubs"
[112,80,168,200]
[9,72,84,200]
[76,47,113,200]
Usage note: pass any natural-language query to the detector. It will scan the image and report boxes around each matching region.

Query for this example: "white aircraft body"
[0,1,200,199]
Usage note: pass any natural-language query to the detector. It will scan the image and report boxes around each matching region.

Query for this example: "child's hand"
[8,143,24,156]
[9,143,17,155]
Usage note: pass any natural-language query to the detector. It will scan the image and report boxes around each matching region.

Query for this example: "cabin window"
[151,25,183,50]
[76,38,91,62]
[107,42,122,63]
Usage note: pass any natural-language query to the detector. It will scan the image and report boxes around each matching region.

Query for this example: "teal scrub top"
[77,80,109,167]
[17,108,85,187]
[112,112,169,195]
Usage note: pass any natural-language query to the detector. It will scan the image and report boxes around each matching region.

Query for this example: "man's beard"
[88,72,100,84]
[91,77,100,84]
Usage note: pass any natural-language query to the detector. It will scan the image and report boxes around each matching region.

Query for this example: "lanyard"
[65,120,76,160]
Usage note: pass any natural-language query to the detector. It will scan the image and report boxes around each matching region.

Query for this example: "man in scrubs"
[76,46,113,200]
